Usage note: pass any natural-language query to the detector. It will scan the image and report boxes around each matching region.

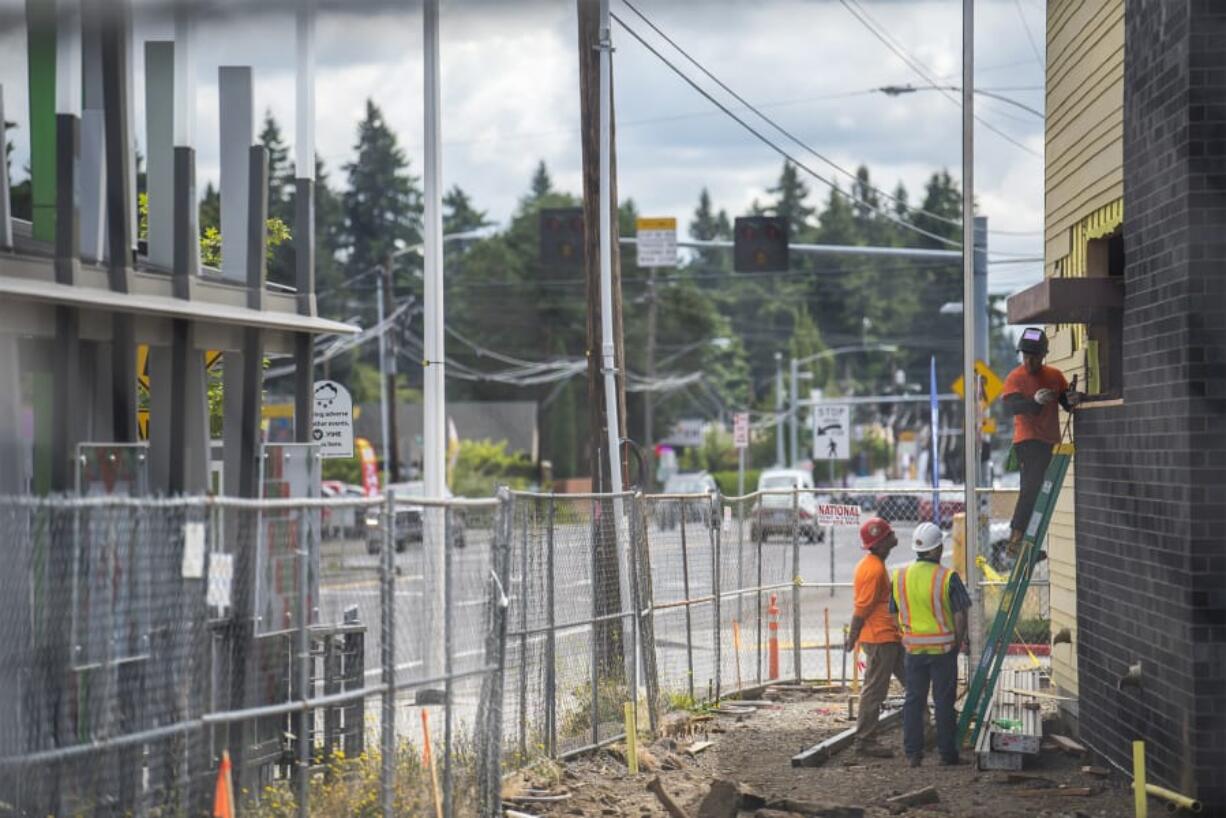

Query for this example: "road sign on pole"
[812,404,850,461]
[636,216,677,267]
[733,412,750,449]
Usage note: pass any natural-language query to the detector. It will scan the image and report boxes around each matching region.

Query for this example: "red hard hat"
[859,517,893,551]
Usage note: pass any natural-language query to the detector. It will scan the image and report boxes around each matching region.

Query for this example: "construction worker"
[1001,328,1083,547]
[845,517,905,757]
[891,522,970,767]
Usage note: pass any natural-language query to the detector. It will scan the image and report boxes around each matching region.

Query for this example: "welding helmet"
[1017,327,1049,356]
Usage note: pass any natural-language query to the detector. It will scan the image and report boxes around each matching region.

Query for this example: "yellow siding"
[1043,0,1125,699]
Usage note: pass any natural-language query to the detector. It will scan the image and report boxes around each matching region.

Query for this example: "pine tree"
[443,185,491,235]
[199,182,220,234]
[690,187,730,270]
[342,99,423,280]
[767,162,815,239]
[260,112,296,284]
[851,165,880,222]
[892,181,910,222]
[530,160,553,200]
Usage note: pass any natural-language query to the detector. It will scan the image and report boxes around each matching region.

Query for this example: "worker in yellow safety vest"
[890,522,970,767]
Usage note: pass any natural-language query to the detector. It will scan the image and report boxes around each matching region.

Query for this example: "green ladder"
[956,443,1074,749]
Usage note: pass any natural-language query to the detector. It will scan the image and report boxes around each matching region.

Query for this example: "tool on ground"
[767,594,780,680]
[422,709,443,818]
[957,442,1073,749]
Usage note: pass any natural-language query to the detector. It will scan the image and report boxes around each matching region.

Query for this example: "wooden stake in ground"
[422,710,443,818]
[824,608,832,685]
[733,620,743,692]
[624,702,639,775]
[646,777,691,818]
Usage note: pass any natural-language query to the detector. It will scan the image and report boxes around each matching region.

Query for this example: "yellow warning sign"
[635,217,676,231]
[951,360,1005,404]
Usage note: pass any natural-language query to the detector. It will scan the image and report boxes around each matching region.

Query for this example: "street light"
[876,84,1044,120]
[788,343,900,466]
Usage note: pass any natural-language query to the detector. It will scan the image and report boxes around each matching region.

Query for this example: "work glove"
[1065,390,1084,407]
[1034,388,1057,405]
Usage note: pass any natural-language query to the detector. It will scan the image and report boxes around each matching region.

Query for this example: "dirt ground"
[504,687,1139,818]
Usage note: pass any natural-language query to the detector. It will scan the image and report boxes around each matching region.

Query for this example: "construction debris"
[696,779,741,818]
[791,708,901,767]
[646,776,691,818]
[684,741,714,757]
[1013,786,1094,798]
[762,799,865,818]
[1080,765,1110,778]
[885,785,940,808]
[1049,735,1088,756]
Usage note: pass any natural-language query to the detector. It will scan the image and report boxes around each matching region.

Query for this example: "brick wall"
[1073,1,1226,811]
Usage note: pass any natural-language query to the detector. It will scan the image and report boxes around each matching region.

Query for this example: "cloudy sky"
[1,0,1047,293]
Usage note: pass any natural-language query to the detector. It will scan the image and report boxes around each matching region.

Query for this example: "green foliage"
[321,456,362,485]
[711,469,762,497]
[449,439,535,497]
[196,218,290,268]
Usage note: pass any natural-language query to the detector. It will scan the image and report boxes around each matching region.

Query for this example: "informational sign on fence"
[817,503,861,527]
[733,412,750,449]
[312,379,354,459]
[636,216,677,267]
[812,403,851,460]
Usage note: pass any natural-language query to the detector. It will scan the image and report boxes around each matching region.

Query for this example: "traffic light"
[733,215,788,273]
[539,207,584,273]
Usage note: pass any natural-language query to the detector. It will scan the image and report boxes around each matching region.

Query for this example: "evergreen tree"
[530,160,553,200]
[851,165,880,222]
[892,181,909,222]
[199,182,220,234]
[690,187,730,270]
[443,185,491,236]
[342,99,423,281]
[311,155,347,315]
[767,162,815,239]
[259,112,296,284]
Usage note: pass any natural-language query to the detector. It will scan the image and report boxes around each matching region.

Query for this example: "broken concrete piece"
[1049,734,1087,755]
[885,786,940,808]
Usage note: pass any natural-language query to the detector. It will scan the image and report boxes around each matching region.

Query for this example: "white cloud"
[1,0,1047,293]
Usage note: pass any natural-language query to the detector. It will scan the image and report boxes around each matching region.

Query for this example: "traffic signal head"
[539,207,585,273]
[733,215,789,273]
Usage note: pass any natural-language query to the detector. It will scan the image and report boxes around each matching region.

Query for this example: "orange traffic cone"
[213,750,235,818]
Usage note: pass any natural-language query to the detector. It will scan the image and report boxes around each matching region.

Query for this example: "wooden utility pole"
[578,0,628,675]
[382,254,401,483]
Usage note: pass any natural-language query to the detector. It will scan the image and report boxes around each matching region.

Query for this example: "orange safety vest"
[892,560,956,654]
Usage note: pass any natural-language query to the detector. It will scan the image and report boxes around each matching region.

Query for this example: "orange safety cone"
[767,593,780,680]
[213,750,235,818]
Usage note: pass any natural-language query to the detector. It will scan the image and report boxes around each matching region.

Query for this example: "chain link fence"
[0,492,511,818]
[0,484,1046,815]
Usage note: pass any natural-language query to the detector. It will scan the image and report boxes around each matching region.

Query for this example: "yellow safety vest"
[892,560,956,654]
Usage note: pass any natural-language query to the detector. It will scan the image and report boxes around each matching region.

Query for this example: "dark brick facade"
[1073,1,1226,813]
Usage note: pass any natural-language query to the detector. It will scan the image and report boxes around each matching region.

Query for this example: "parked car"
[656,472,719,530]
[919,496,967,528]
[751,468,826,544]
[366,481,467,554]
[321,481,366,539]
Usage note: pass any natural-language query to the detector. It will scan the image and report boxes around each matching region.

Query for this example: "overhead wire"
[609,10,963,251]
[836,0,1042,159]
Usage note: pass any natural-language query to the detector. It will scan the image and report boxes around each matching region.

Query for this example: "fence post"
[679,500,695,704]
[712,502,722,703]
[627,495,641,720]
[477,488,512,818]
[296,499,310,818]
[829,524,836,598]
[755,497,764,685]
[545,495,557,758]
[589,502,599,750]
[792,488,802,684]
[636,493,659,735]
[517,497,529,761]
[443,504,455,818]
[380,491,395,818]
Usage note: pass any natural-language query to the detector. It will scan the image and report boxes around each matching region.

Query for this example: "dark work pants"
[1011,439,1054,534]
[903,650,958,762]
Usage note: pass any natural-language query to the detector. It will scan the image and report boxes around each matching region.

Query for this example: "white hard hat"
[912,522,946,553]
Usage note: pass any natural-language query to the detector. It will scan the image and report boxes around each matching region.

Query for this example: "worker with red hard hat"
[844,516,906,757]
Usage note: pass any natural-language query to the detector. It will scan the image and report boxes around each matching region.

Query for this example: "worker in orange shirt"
[844,517,905,757]
[1001,328,1083,548]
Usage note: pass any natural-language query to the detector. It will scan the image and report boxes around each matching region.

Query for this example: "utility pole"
[382,254,400,483]
[643,267,657,487]
[961,0,984,673]
[775,352,785,466]
[578,0,630,679]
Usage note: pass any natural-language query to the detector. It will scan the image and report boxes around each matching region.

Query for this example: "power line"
[610,12,963,251]
[618,0,973,241]
[1014,0,1045,71]
[837,0,1042,159]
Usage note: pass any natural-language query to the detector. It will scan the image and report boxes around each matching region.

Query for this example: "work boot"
[939,756,966,767]
[907,755,922,768]
[856,743,895,759]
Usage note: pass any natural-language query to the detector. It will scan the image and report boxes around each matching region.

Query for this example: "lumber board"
[791,708,900,767]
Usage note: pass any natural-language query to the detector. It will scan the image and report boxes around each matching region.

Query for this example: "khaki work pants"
[855,641,906,747]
